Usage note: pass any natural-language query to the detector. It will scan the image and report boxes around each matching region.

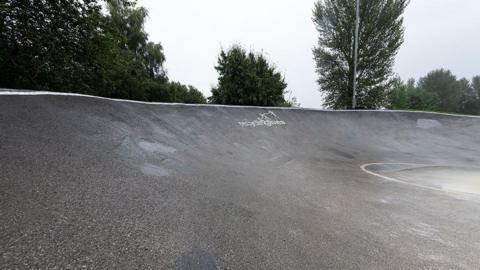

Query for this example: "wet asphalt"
[1,92,480,269]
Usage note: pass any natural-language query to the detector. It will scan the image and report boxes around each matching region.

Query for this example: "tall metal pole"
[352,0,360,109]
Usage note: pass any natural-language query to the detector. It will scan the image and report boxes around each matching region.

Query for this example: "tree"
[98,0,167,100]
[313,0,408,109]
[209,45,292,107]
[418,69,463,113]
[387,70,480,115]
[473,76,480,97]
[0,0,101,92]
[182,85,207,104]
[471,76,480,112]
[387,78,437,111]
[458,77,480,115]
[387,78,409,109]
[167,82,206,104]
[105,0,166,79]
[144,81,206,104]
[0,0,206,104]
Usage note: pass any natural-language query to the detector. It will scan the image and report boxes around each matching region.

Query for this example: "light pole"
[352,0,360,109]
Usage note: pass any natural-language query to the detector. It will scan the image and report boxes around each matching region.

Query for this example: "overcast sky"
[138,0,480,109]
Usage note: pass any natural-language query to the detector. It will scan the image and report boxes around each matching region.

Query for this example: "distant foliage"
[387,69,480,115]
[0,0,206,104]
[313,0,408,109]
[143,81,206,104]
[387,78,438,111]
[163,82,206,104]
[209,45,296,107]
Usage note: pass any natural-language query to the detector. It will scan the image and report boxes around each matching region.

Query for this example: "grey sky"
[138,0,480,109]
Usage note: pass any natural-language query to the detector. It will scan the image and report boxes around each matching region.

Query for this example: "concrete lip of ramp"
[1,90,480,269]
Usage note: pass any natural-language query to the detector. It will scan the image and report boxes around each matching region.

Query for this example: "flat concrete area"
[1,91,480,269]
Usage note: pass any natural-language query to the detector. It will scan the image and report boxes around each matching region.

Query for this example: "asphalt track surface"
[1,90,480,269]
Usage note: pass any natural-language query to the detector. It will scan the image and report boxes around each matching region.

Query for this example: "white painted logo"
[238,111,286,127]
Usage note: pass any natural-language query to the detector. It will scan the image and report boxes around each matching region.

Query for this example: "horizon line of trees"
[0,0,296,107]
[388,69,480,115]
[0,0,207,104]
[1,0,478,114]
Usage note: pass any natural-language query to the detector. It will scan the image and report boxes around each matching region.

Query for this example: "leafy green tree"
[0,0,101,92]
[406,89,438,111]
[99,0,167,100]
[388,70,480,115]
[144,81,206,104]
[0,0,206,104]
[418,69,463,113]
[313,0,408,109]
[387,78,437,111]
[458,77,479,115]
[105,0,166,79]
[471,76,480,113]
[473,76,480,96]
[167,82,206,104]
[182,85,207,104]
[387,78,409,109]
[209,45,292,107]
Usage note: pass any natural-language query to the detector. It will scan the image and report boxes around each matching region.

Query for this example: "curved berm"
[1,91,480,269]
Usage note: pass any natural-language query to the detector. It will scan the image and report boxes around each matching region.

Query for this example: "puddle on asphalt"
[138,140,176,154]
[141,163,169,177]
[416,119,442,129]
[366,164,480,195]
